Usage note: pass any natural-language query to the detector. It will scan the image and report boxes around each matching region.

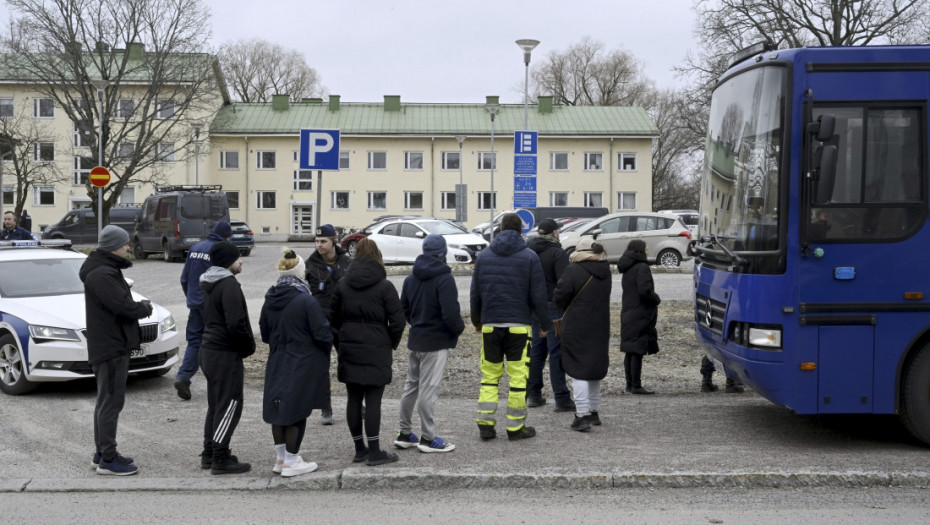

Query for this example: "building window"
[2,186,13,205]
[73,156,92,185]
[339,151,350,169]
[155,142,175,163]
[73,120,92,147]
[549,192,568,207]
[331,191,349,209]
[618,192,636,210]
[404,191,423,210]
[292,150,300,162]
[618,153,637,171]
[220,151,239,169]
[256,191,276,209]
[33,186,55,206]
[33,98,54,118]
[293,170,313,191]
[584,192,603,207]
[477,191,496,210]
[118,186,135,205]
[404,152,424,170]
[368,191,386,210]
[550,152,569,171]
[0,98,12,118]
[256,151,276,169]
[155,99,175,119]
[442,152,460,170]
[478,152,496,170]
[117,142,135,163]
[33,142,54,162]
[368,151,386,170]
[440,191,456,210]
[226,191,240,209]
[116,99,134,119]
[584,153,603,171]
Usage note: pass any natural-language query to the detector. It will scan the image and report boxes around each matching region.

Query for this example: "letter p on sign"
[299,129,341,170]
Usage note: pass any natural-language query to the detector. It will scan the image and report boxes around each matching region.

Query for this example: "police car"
[0,240,179,395]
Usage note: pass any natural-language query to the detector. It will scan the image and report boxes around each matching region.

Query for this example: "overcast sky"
[210,0,699,104]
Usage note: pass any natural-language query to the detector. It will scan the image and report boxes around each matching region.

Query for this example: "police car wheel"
[0,334,37,395]
[132,240,147,260]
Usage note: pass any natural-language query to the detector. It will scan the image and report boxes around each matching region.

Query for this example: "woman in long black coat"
[553,237,612,432]
[260,248,333,477]
[331,238,406,466]
[617,239,661,395]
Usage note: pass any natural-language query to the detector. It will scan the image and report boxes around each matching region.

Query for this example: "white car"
[559,212,693,266]
[369,218,489,263]
[0,240,180,395]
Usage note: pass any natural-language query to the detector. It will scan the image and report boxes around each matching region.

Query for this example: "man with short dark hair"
[80,225,154,476]
[470,212,552,441]
[1,211,37,241]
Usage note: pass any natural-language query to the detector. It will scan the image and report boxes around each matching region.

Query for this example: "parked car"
[658,209,700,237]
[132,185,230,262]
[368,218,488,263]
[42,206,141,244]
[559,212,693,266]
[473,207,609,240]
[229,220,254,256]
[0,240,180,395]
[524,217,589,240]
[342,216,466,257]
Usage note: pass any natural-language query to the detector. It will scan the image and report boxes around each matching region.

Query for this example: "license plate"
[232,234,246,238]
[130,348,145,359]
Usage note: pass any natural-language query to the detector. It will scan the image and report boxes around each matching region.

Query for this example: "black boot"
[725,378,745,393]
[701,373,718,392]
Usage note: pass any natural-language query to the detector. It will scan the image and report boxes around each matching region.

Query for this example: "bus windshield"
[702,66,786,256]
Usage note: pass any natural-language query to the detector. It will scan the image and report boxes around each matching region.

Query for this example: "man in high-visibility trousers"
[470,213,553,441]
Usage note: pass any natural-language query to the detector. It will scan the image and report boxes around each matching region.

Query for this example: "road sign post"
[89,166,110,237]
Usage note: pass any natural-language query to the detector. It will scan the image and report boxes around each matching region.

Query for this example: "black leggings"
[272,419,307,454]
[346,383,385,439]
[624,353,644,388]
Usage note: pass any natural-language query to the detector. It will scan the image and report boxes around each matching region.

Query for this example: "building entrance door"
[292,204,314,235]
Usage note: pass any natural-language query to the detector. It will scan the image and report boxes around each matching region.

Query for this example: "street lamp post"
[486,102,499,241]
[91,79,108,236]
[515,39,540,130]
[455,135,466,223]
[194,126,201,186]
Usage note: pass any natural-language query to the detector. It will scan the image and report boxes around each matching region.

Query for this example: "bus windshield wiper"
[698,234,747,267]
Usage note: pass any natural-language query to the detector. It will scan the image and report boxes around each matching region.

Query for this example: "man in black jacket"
[199,242,255,475]
[80,225,154,476]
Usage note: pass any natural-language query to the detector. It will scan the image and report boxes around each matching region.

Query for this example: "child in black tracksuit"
[199,242,255,475]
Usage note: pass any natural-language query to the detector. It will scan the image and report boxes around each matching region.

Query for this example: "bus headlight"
[748,327,782,348]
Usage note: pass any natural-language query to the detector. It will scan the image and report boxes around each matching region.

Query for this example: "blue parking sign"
[300,129,341,170]
[514,131,537,155]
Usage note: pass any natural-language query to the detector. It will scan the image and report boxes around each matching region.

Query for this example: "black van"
[42,205,141,244]
[132,185,230,262]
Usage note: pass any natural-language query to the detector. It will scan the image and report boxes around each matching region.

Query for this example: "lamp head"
[516,39,540,65]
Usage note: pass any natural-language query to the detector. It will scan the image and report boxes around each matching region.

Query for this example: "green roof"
[210,101,659,137]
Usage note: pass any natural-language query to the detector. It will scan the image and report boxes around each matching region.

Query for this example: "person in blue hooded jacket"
[394,234,464,454]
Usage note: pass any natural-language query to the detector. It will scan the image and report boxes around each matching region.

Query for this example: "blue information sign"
[513,176,537,192]
[299,129,341,170]
[513,192,537,210]
[515,208,535,234]
[514,155,537,175]
[514,131,538,155]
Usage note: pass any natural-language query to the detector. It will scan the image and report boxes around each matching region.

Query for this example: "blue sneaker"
[417,435,456,453]
[393,431,419,449]
[91,452,134,469]
[96,457,139,476]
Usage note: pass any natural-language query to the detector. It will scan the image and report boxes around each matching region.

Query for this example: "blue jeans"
[529,302,570,403]
[176,306,204,383]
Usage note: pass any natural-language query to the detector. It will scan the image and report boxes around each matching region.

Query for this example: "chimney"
[329,95,340,111]
[486,95,500,106]
[64,41,82,55]
[95,41,109,53]
[538,95,553,114]
[128,41,144,61]
[272,94,290,111]
[384,95,401,112]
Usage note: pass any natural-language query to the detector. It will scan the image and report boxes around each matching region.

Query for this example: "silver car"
[559,212,693,266]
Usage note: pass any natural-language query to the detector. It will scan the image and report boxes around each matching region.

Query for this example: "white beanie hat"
[277,247,306,278]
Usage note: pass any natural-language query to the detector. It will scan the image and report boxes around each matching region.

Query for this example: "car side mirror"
[415,231,425,238]
[591,229,602,240]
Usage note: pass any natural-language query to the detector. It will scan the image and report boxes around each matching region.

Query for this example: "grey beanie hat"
[98,225,130,252]
[422,233,447,258]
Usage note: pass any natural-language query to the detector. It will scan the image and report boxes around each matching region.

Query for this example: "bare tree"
[219,38,324,103]
[648,89,702,211]
[1,0,223,223]
[0,105,67,218]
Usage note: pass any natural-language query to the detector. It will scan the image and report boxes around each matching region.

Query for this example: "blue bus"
[693,43,930,445]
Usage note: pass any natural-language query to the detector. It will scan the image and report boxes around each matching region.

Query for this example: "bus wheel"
[900,343,930,446]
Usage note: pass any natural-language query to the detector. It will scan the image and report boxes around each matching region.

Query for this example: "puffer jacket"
[617,250,661,356]
[305,247,351,319]
[527,234,569,301]
[553,259,612,380]
[469,230,551,330]
[200,267,256,358]
[401,253,465,352]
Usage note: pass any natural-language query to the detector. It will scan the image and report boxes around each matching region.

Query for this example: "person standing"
[553,237,612,432]
[617,239,661,395]
[20,209,31,232]
[526,218,572,412]
[700,356,745,393]
[79,225,154,475]
[2,211,37,241]
[305,223,351,425]
[395,234,464,453]
[470,213,552,441]
[260,248,333,477]
[331,239,406,466]
[199,241,255,475]
[174,221,232,400]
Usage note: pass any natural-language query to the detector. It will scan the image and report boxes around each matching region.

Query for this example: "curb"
[6,470,929,492]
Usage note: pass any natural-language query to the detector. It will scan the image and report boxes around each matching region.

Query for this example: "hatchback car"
[229,220,254,256]
[0,240,180,395]
[368,218,488,263]
[559,212,693,266]
[342,217,467,258]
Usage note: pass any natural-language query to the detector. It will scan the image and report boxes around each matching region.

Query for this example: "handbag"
[553,276,593,337]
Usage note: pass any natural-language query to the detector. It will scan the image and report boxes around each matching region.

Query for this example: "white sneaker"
[281,457,319,477]
[273,459,284,474]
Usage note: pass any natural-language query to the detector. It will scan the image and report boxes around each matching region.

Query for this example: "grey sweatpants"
[92,354,130,460]
[398,349,449,440]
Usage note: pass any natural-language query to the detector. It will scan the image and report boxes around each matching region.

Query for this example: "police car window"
[209,195,227,220]
[180,195,206,219]
[0,258,85,298]
[155,198,176,221]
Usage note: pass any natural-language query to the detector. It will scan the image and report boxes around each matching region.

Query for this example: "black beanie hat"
[209,241,240,269]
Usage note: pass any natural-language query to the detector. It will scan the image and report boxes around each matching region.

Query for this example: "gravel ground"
[244,300,714,399]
